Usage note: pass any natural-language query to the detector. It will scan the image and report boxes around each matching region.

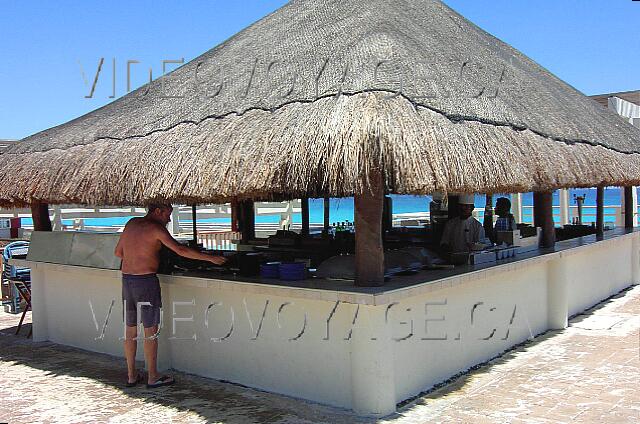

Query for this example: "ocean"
[19,187,634,227]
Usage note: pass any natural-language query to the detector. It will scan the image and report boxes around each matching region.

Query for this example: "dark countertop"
[12,228,637,305]
[169,228,640,298]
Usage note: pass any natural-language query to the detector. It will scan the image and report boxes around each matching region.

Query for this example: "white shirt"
[440,216,487,253]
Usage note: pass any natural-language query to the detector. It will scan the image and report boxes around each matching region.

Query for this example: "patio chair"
[11,280,31,338]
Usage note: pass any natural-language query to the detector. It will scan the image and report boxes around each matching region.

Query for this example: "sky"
[1,0,638,141]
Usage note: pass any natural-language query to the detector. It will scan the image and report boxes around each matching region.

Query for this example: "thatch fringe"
[1,91,640,207]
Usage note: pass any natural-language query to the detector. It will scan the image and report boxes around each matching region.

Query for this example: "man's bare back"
[115,209,226,275]
[116,217,166,275]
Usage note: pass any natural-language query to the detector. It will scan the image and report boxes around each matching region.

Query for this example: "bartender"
[440,194,489,253]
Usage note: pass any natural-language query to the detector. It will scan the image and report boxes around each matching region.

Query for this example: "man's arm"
[156,226,227,265]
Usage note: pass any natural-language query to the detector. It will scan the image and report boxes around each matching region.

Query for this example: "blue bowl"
[260,262,281,279]
[278,262,307,281]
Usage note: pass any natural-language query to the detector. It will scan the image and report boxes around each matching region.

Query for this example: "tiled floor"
[1,285,638,423]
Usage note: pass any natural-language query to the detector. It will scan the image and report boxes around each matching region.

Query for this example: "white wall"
[21,231,640,416]
[565,235,633,317]
[30,264,356,409]
[161,283,355,409]
[390,262,549,403]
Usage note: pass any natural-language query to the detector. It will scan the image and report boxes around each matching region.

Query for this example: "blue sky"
[1,0,638,140]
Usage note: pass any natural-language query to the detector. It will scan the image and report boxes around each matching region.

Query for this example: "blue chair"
[2,241,30,316]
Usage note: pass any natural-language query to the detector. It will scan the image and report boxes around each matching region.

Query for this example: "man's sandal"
[146,375,175,389]
[125,372,145,388]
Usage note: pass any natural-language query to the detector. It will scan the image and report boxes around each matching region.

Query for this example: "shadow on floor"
[0,322,31,337]
[396,285,638,414]
[0,321,376,424]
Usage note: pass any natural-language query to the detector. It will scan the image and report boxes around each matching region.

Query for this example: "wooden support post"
[624,186,634,229]
[192,205,198,246]
[447,195,460,219]
[382,196,393,232]
[239,200,255,243]
[354,170,385,287]
[323,197,330,235]
[533,191,555,248]
[231,200,240,232]
[301,198,310,237]
[30,201,52,232]
[483,194,494,243]
[596,186,604,238]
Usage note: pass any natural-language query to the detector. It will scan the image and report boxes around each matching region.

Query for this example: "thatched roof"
[3,0,640,206]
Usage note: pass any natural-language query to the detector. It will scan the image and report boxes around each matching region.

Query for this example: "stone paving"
[0,286,638,423]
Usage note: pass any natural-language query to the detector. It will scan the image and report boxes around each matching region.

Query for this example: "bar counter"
[11,228,640,416]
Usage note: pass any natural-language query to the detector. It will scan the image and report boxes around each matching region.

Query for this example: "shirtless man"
[114,204,226,388]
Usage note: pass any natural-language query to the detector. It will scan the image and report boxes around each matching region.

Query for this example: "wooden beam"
[596,186,605,237]
[192,205,198,246]
[624,186,634,229]
[354,170,385,287]
[382,196,393,232]
[533,191,555,248]
[239,200,255,243]
[301,198,310,236]
[447,195,460,219]
[323,197,330,235]
[30,201,52,232]
[483,194,494,243]
[230,200,239,232]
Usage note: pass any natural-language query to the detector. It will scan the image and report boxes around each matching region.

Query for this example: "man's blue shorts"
[122,273,162,328]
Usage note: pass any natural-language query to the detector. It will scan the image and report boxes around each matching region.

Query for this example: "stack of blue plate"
[278,262,307,281]
[260,262,280,279]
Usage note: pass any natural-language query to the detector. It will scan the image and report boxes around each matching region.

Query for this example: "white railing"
[2,202,635,238]
[197,231,242,249]
[520,205,626,226]
[0,201,302,234]
[397,205,631,227]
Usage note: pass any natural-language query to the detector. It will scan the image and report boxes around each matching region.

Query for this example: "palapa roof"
[3,0,640,206]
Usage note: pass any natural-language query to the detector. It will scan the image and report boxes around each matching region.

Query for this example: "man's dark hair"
[147,203,172,214]
[496,197,511,210]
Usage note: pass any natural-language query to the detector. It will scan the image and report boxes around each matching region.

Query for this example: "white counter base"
[15,231,640,416]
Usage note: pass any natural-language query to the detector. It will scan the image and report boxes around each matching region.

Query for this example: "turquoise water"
[18,188,633,227]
